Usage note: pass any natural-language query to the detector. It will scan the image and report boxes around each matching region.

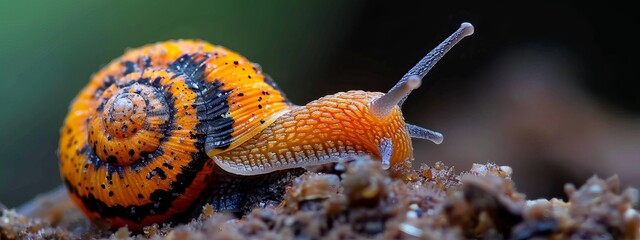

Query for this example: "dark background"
[1,1,637,207]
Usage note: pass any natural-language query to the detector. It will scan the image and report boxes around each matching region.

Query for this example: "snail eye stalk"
[370,22,474,119]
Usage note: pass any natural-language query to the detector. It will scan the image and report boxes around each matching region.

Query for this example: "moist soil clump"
[2,158,638,239]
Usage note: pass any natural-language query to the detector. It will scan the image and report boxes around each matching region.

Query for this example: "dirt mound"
[2,158,638,239]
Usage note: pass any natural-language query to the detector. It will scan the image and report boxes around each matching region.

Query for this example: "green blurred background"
[1,1,637,207]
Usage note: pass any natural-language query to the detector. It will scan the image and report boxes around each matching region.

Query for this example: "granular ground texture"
[2,158,638,239]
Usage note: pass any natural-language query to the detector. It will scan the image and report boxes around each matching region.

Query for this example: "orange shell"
[59,40,292,230]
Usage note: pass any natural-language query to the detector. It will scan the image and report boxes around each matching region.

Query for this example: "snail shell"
[59,40,291,229]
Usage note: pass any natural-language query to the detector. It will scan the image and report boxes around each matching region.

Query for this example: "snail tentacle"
[370,22,475,117]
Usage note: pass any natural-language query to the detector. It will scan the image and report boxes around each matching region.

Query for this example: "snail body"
[59,23,474,230]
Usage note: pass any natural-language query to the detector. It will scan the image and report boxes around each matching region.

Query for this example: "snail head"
[354,22,474,169]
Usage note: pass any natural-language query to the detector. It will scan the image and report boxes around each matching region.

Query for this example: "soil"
[1,158,638,239]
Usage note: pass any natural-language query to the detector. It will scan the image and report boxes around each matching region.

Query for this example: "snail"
[59,23,474,230]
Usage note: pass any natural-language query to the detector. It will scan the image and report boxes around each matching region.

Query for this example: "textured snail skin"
[214,91,413,176]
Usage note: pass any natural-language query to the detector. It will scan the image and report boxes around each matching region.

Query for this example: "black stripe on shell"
[94,55,156,98]
[167,54,235,151]
[64,150,212,224]
[123,61,141,75]
[196,80,234,150]
[169,54,209,81]
[68,58,216,223]
[82,75,178,177]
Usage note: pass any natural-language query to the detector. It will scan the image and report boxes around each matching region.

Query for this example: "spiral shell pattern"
[59,40,292,229]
